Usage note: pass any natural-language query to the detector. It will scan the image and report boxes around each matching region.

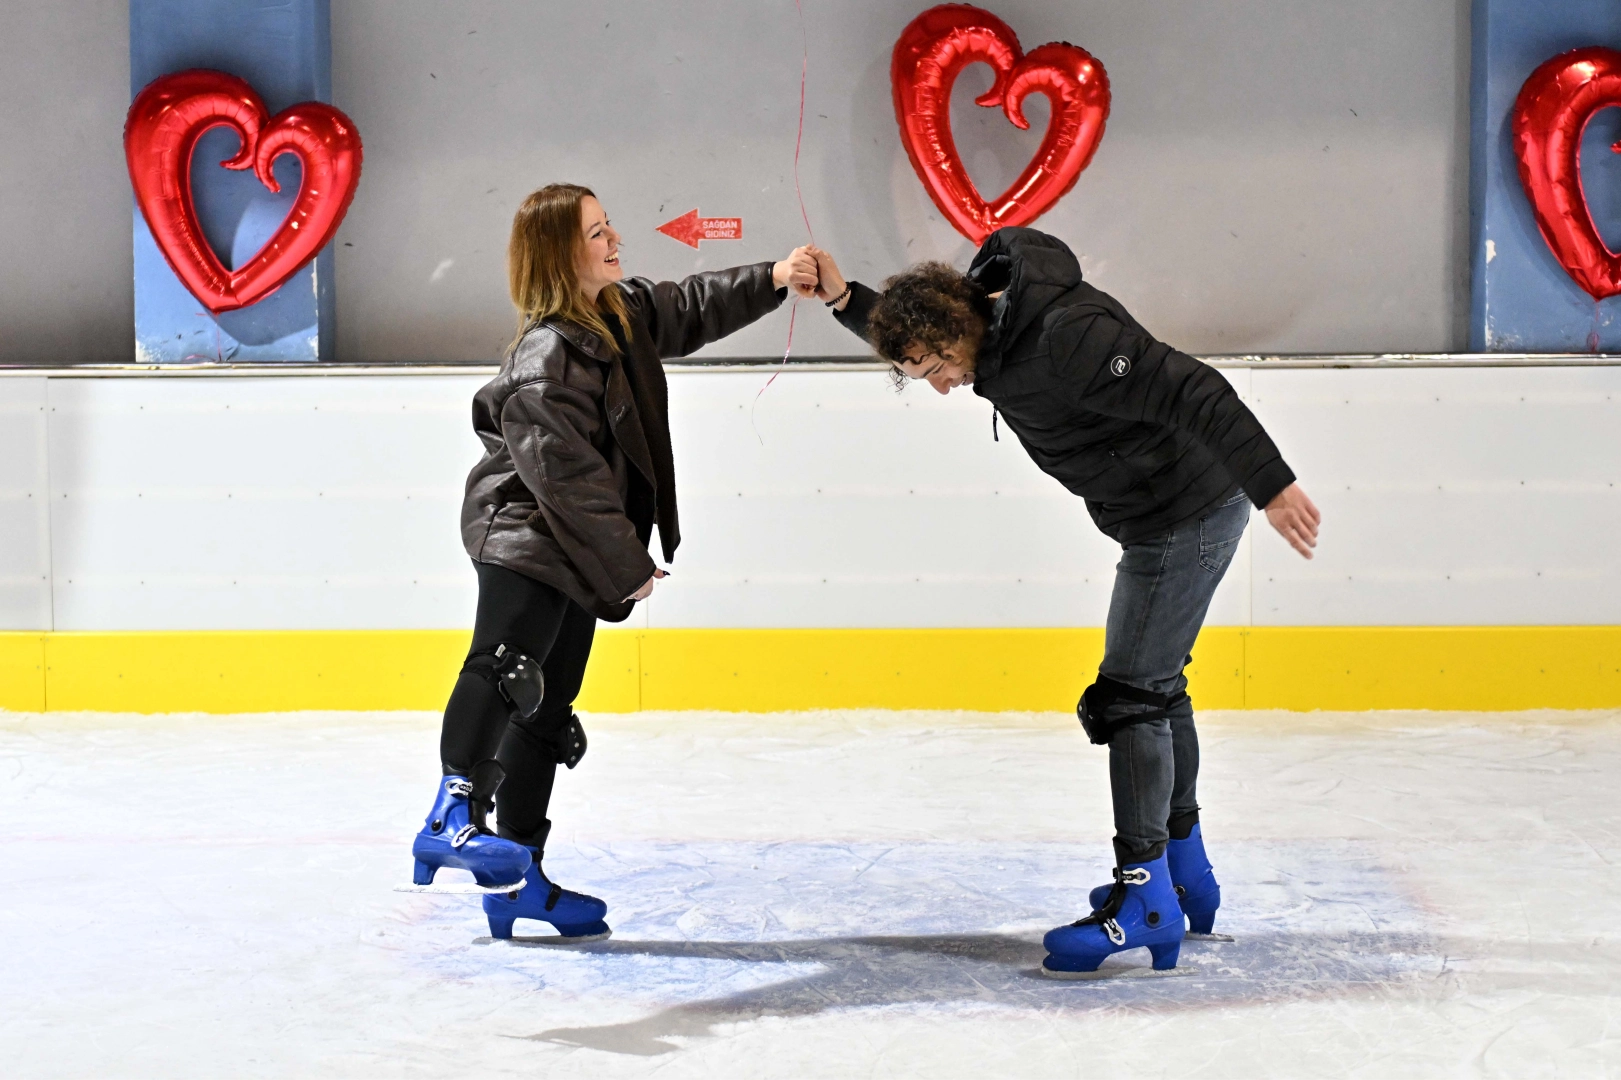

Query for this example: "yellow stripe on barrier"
[0,627,1617,714]
[0,633,45,711]
[1244,626,1621,711]
[39,630,471,713]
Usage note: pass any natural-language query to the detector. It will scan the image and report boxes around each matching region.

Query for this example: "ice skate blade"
[1184,931,1235,943]
[394,879,526,896]
[1041,962,1199,981]
[479,929,614,947]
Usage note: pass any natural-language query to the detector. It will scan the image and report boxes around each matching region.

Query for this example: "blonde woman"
[411,183,818,940]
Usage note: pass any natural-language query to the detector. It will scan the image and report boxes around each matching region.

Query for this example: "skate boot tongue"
[465,759,506,835]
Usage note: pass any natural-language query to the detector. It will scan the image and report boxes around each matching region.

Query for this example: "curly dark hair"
[865,262,992,386]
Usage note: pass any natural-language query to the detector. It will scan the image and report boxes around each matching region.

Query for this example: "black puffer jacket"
[836,228,1294,543]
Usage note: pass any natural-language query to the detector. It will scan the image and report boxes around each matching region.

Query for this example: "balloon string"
[751,0,815,442]
[790,0,815,248]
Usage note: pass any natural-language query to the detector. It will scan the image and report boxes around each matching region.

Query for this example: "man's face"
[895,339,976,395]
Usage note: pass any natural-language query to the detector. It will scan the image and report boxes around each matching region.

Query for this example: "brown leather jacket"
[461,264,783,621]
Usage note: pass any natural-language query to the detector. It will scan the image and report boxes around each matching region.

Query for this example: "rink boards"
[1,362,1618,712]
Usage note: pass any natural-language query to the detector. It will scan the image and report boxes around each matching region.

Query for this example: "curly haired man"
[809,229,1319,977]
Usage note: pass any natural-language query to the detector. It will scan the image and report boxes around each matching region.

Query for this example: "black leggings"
[439,560,596,850]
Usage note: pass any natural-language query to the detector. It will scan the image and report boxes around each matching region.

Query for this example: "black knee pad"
[509,711,589,770]
[463,643,545,719]
[556,713,587,769]
[1077,674,1188,746]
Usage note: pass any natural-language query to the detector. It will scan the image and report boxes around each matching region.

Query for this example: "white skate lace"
[449,824,479,849]
[445,778,473,798]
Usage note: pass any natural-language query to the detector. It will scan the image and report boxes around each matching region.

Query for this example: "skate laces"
[440,780,489,848]
[1074,866,1151,944]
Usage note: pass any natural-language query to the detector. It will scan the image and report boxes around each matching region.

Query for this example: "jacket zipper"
[991,406,1000,442]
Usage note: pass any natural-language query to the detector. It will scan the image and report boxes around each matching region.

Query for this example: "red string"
[790,0,815,249]
[752,0,815,436]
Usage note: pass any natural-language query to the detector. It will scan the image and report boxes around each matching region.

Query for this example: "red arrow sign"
[655,208,743,249]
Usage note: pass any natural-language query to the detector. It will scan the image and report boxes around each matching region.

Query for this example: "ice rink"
[3,707,1619,1078]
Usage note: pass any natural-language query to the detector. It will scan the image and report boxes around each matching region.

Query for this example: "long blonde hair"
[507,183,629,355]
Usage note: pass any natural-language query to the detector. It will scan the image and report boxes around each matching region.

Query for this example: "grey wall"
[1,0,1471,363]
[0,0,131,362]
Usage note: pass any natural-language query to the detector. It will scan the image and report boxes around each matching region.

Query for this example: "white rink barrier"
[2,359,1618,634]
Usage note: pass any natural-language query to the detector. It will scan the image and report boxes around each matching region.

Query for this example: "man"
[809,229,1319,977]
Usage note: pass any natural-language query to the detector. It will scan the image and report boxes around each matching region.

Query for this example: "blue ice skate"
[1087,823,1225,938]
[1043,853,1186,978]
[484,851,610,942]
[407,771,531,894]
[1166,822,1223,936]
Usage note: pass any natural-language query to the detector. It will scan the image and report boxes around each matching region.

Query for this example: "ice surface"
[2,708,1619,1077]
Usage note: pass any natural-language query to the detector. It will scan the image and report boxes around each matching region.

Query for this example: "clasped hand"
[774,245,851,306]
[773,246,820,297]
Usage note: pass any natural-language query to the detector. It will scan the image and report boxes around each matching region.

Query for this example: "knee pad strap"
[1077,674,1188,746]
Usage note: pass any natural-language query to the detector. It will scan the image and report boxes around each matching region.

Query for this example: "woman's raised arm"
[618,246,818,359]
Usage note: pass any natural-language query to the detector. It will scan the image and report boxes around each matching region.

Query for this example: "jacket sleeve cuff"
[832,281,878,341]
[1243,458,1296,510]
[752,261,787,310]
[610,550,660,604]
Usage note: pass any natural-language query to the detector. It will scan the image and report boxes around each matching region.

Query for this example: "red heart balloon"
[891,4,1110,245]
[124,69,363,314]
[1512,47,1621,301]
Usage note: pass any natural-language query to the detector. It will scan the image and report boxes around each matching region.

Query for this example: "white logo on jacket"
[1110,355,1131,376]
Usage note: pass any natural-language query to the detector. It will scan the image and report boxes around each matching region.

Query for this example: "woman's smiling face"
[575,195,622,299]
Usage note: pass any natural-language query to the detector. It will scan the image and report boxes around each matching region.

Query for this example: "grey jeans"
[1097,489,1250,863]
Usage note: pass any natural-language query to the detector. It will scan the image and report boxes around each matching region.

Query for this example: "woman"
[410,183,818,941]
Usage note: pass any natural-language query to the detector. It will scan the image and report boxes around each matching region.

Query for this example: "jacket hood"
[967,228,1083,382]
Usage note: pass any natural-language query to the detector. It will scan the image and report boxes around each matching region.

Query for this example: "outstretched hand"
[1264,483,1320,559]
[773,245,819,298]
[806,246,849,307]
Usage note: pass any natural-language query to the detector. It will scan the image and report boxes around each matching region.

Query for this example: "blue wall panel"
[130,0,334,363]
[1471,0,1621,352]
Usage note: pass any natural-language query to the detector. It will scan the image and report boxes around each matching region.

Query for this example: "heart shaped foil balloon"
[1512,47,1621,301]
[124,69,363,314]
[891,4,1110,245]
